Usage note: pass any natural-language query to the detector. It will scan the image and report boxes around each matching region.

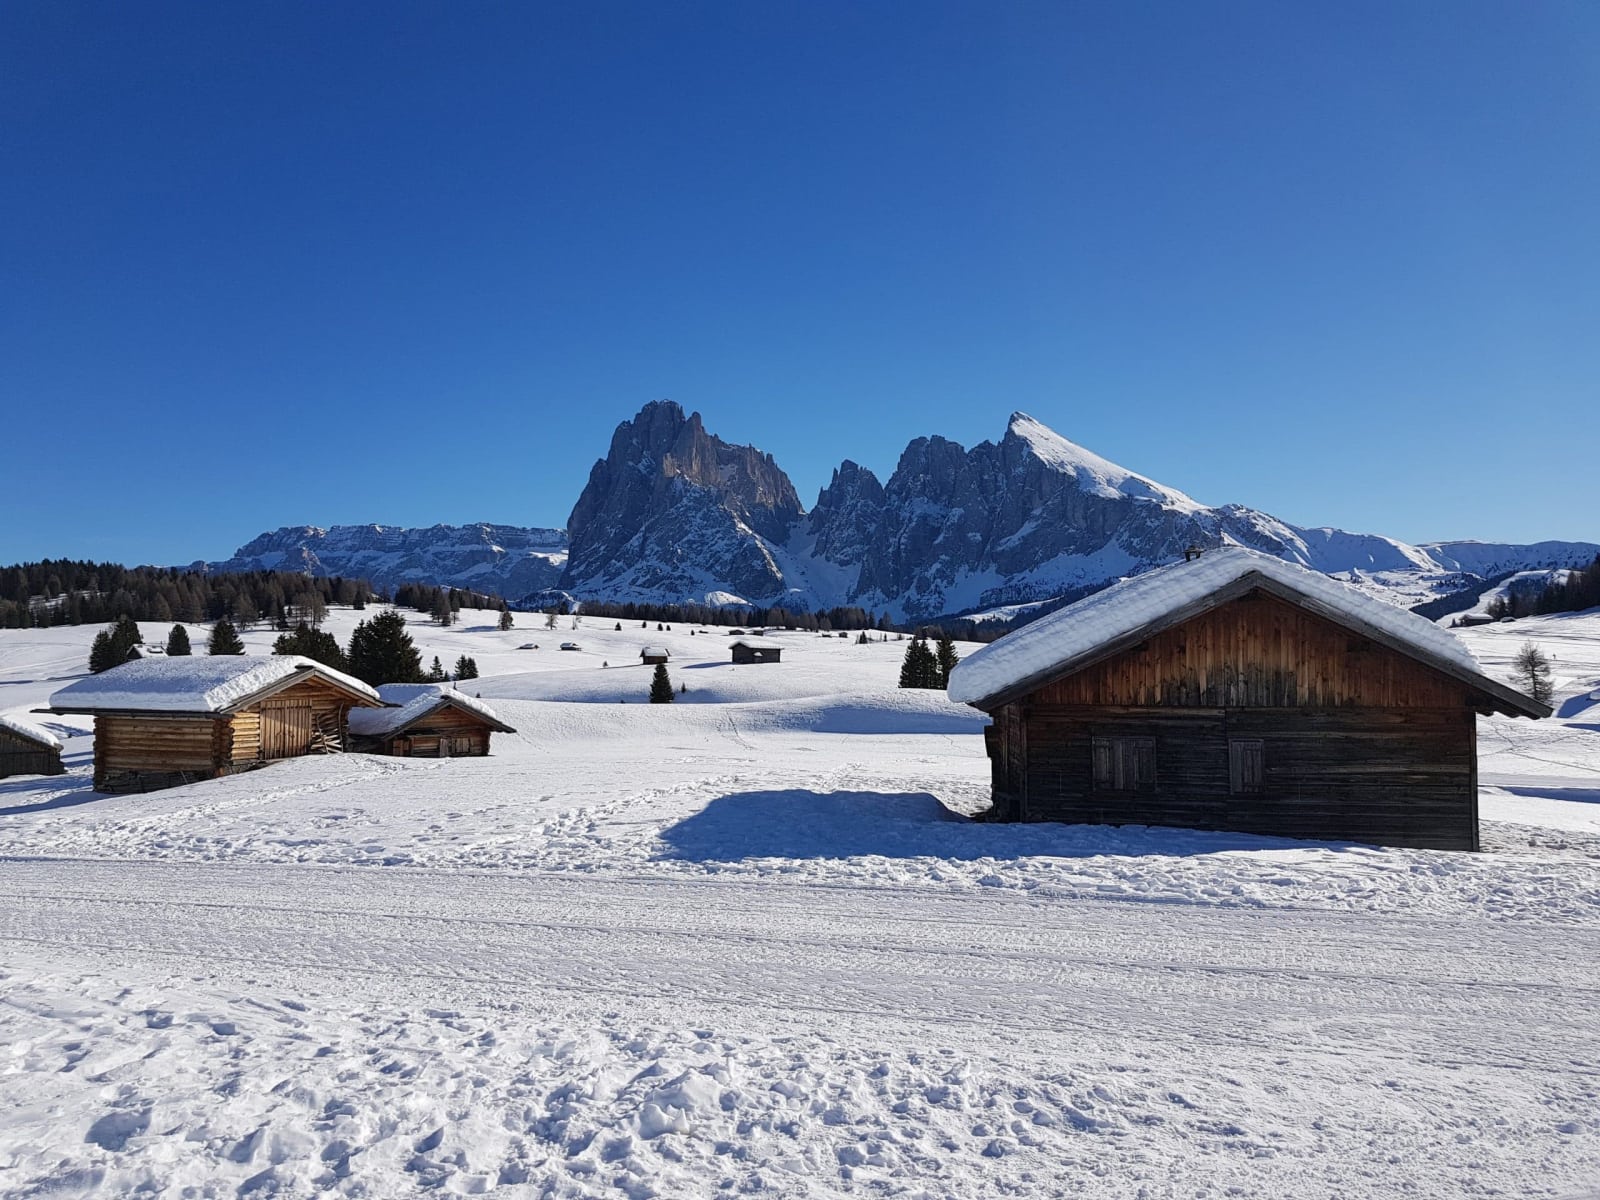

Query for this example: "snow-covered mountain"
[204,523,568,597]
[208,405,1596,620]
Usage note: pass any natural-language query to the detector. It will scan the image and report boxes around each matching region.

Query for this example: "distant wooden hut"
[0,714,65,779]
[947,548,1548,851]
[47,656,382,793]
[640,647,670,665]
[347,684,516,758]
[730,641,782,665]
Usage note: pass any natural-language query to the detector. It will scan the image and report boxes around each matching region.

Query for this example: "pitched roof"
[47,655,380,715]
[349,684,516,738]
[946,546,1548,718]
[0,712,63,751]
[640,646,669,656]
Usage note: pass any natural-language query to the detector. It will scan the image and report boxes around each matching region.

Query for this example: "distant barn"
[640,647,670,665]
[947,548,1548,851]
[0,714,65,779]
[730,641,782,665]
[347,684,516,758]
[47,656,382,793]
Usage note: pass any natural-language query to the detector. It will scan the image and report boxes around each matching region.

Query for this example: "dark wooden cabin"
[47,656,382,793]
[730,641,782,665]
[640,647,670,665]
[0,715,65,779]
[948,549,1548,851]
[347,684,516,757]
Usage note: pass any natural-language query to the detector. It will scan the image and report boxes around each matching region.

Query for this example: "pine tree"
[433,595,454,627]
[898,636,940,689]
[649,663,675,703]
[499,609,515,632]
[166,624,192,656]
[208,618,245,655]
[347,611,424,685]
[1513,642,1554,705]
[88,629,120,673]
[454,655,479,680]
[273,621,347,670]
[427,656,448,682]
[935,634,960,688]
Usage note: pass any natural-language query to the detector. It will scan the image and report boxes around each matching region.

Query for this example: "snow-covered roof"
[0,712,62,751]
[947,546,1546,716]
[48,655,380,715]
[349,684,515,738]
[640,646,669,656]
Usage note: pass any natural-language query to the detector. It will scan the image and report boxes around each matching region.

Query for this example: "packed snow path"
[3,858,1597,1197]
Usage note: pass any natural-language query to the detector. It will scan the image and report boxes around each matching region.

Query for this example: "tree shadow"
[1500,784,1600,806]
[655,788,1322,864]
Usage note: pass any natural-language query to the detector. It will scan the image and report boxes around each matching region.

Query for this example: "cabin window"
[1229,739,1265,794]
[1092,737,1155,792]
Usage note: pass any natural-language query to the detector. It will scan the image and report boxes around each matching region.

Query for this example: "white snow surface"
[950,545,1488,705]
[2,605,1598,1197]
[0,710,62,750]
[47,654,379,713]
[349,683,510,737]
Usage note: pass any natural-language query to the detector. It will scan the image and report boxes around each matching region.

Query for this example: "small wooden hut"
[730,641,782,665]
[0,714,65,779]
[640,647,670,665]
[47,656,382,793]
[947,548,1549,851]
[347,684,516,757]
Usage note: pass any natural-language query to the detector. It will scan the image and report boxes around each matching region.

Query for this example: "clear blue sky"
[5,1,1596,566]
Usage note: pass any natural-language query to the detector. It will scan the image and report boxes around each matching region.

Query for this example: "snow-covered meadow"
[2,605,1598,1197]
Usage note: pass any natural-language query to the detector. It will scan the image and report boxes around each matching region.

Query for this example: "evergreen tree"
[88,629,120,673]
[454,655,479,680]
[208,618,246,655]
[1513,642,1554,705]
[273,621,347,670]
[427,656,448,682]
[166,624,192,655]
[499,609,515,632]
[235,593,260,628]
[935,634,960,688]
[898,636,940,689]
[347,611,424,685]
[649,663,675,704]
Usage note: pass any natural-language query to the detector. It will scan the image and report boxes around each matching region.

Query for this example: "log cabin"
[0,714,65,779]
[947,547,1549,851]
[730,641,782,664]
[46,656,382,793]
[346,683,515,757]
[640,647,670,665]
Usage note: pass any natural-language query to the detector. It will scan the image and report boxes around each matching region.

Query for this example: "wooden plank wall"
[1016,705,1476,849]
[0,729,64,778]
[1036,592,1465,710]
[385,706,495,757]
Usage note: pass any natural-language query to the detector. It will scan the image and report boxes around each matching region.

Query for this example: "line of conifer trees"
[1485,555,1600,620]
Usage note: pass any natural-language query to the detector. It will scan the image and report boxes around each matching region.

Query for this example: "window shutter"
[1230,739,1264,794]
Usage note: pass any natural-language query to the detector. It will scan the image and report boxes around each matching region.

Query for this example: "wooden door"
[260,698,314,759]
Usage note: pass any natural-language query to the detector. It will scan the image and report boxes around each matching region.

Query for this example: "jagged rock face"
[207,523,568,598]
[807,460,885,566]
[561,401,804,602]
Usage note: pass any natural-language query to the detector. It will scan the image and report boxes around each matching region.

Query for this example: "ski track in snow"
[1,609,1599,1197]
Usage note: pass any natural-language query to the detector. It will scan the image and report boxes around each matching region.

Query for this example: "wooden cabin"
[947,548,1549,851]
[640,647,670,665]
[347,684,516,757]
[47,656,382,793]
[0,714,65,779]
[730,641,782,665]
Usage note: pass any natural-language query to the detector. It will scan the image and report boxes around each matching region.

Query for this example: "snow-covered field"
[2,606,1598,1197]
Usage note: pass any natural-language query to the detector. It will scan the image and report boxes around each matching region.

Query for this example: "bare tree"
[1512,642,1554,705]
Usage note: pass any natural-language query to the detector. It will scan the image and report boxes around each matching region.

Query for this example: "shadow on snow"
[655,788,1333,864]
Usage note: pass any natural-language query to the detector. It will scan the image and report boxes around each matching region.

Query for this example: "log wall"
[0,728,64,778]
[94,715,226,792]
[377,706,495,757]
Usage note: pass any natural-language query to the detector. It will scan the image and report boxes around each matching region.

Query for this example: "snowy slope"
[1,610,1599,1195]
